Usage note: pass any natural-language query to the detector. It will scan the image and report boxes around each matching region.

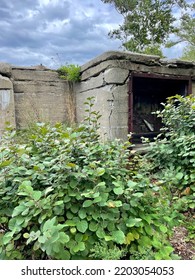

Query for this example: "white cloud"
[0,0,123,67]
[0,0,189,68]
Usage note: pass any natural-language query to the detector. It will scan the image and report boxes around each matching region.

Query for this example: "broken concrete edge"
[80,51,161,72]
[11,65,52,71]
[0,62,12,78]
[80,50,195,74]
[0,63,56,78]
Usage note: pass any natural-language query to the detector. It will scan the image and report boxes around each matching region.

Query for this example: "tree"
[101,0,190,56]
[172,10,195,61]
[166,4,195,61]
[180,46,195,61]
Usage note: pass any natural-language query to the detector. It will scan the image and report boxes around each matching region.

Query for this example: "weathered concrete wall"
[0,63,75,137]
[12,66,75,128]
[75,51,195,141]
[75,72,129,141]
[0,63,16,135]
[1,51,195,140]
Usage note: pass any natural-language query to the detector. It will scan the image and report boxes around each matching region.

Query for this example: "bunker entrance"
[129,73,191,143]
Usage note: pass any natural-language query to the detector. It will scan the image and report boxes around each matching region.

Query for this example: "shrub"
[0,98,176,260]
[146,94,195,211]
[57,64,81,82]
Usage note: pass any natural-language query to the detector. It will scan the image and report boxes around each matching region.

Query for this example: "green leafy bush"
[146,94,195,211]
[57,64,81,82]
[0,98,176,260]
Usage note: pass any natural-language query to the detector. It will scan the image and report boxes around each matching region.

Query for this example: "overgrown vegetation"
[57,64,81,82]
[0,96,194,260]
[146,95,195,212]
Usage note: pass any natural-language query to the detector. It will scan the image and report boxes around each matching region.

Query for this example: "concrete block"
[81,60,115,81]
[104,68,129,84]
[77,73,104,92]
[0,63,12,77]
[0,75,16,135]
[12,69,59,82]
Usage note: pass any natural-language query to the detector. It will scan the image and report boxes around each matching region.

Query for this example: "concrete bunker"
[75,51,195,142]
[0,51,195,141]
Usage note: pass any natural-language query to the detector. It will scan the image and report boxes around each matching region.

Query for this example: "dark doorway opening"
[128,73,191,143]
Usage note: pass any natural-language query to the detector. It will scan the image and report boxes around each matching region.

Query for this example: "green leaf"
[0,160,12,168]
[126,218,142,227]
[138,236,152,247]
[44,187,54,196]
[54,200,64,206]
[152,238,162,249]
[3,232,13,245]
[127,180,137,188]
[19,181,33,194]
[70,227,77,234]
[125,232,135,244]
[89,221,98,232]
[73,242,85,253]
[113,187,124,195]
[38,236,47,244]
[23,233,30,239]
[6,243,14,252]
[144,225,153,236]
[33,241,40,251]
[59,232,70,244]
[104,235,113,241]
[70,204,79,214]
[32,191,42,201]
[159,225,168,233]
[176,172,183,180]
[42,217,56,232]
[75,233,83,242]
[112,230,125,244]
[8,218,21,232]
[83,200,93,208]
[133,192,143,197]
[96,167,105,176]
[53,243,60,253]
[12,204,26,217]
[96,228,105,239]
[163,246,174,255]
[50,231,60,243]
[76,220,88,233]
[65,220,76,227]
[114,200,123,207]
[78,209,87,219]
[58,249,70,260]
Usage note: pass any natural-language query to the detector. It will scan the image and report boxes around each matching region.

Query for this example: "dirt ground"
[170,226,195,260]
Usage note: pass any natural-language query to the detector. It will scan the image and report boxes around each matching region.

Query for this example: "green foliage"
[0,97,177,260]
[101,0,189,55]
[57,64,81,82]
[89,241,127,260]
[180,45,195,62]
[167,12,195,48]
[146,95,195,211]
[166,8,195,62]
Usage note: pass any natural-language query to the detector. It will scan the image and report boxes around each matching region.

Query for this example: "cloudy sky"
[0,0,189,68]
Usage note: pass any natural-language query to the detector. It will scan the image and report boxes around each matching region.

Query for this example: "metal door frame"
[128,72,192,134]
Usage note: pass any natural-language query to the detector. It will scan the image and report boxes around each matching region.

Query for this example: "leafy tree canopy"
[101,0,194,57]
[180,45,195,61]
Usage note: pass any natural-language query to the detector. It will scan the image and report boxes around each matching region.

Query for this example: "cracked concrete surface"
[75,51,195,141]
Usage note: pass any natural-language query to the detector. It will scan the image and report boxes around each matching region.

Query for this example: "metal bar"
[128,73,133,133]
[132,72,191,81]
